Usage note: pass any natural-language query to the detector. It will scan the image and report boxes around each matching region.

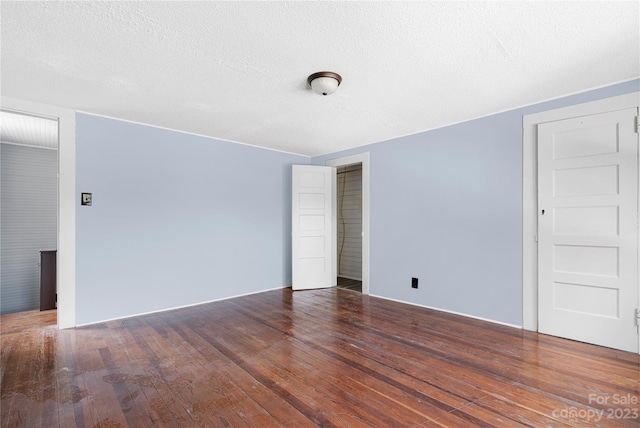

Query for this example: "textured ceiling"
[1,1,638,156]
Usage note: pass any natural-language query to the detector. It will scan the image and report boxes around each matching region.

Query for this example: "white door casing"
[0,96,76,329]
[292,165,337,290]
[537,108,639,353]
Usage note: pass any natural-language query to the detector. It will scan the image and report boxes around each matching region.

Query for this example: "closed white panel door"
[292,165,336,290]
[538,108,639,353]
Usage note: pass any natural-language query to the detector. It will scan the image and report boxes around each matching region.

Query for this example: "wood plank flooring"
[337,278,362,293]
[1,287,639,427]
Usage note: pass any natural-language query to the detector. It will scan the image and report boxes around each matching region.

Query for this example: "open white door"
[292,165,336,290]
[538,108,639,353]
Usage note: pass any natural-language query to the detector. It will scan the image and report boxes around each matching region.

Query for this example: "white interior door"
[292,165,336,290]
[538,108,639,353]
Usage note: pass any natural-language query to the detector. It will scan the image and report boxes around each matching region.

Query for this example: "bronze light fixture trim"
[307,71,342,96]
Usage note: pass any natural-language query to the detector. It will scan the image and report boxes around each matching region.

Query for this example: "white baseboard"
[369,294,522,329]
[75,285,289,327]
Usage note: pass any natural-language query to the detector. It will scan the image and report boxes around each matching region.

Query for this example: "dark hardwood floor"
[337,277,362,293]
[1,287,638,427]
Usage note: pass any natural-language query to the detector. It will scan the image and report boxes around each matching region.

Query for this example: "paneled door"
[292,165,336,290]
[538,108,639,353]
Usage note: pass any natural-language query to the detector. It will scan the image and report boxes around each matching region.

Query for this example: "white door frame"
[522,92,640,336]
[1,96,76,329]
[326,153,370,295]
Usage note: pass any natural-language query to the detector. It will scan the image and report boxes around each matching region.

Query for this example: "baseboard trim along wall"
[75,285,290,327]
[370,294,523,329]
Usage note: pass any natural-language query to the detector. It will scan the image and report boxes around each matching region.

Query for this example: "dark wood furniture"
[39,250,56,311]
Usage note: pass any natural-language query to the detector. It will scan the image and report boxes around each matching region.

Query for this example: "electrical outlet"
[411,277,418,289]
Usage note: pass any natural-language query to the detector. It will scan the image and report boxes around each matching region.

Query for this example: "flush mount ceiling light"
[307,71,342,96]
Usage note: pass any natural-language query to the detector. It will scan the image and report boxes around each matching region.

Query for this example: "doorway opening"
[336,163,362,293]
[0,110,59,317]
[0,98,76,329]
[325,152,370,295]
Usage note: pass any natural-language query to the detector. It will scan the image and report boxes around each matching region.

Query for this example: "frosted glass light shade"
[310,76,339,95]
[307,71,342,96]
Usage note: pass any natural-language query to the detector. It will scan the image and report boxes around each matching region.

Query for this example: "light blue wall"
[313,79,640,327]
[76,114,308,325]
[75,80,638,326]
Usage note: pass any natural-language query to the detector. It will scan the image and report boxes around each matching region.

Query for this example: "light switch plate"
[81,193,92,206]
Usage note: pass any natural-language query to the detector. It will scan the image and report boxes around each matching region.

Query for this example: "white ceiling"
[1,1,638,157]
[0,110,58,149]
